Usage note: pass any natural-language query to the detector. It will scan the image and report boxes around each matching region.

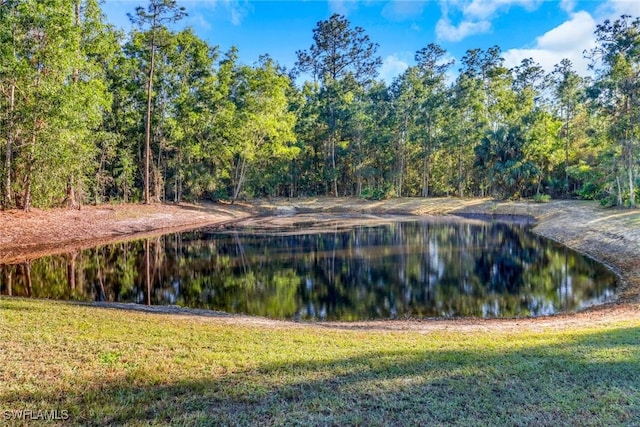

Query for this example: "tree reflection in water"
[0,219,618,320]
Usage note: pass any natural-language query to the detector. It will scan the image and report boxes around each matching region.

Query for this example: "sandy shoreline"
[1,197,639,318]
[0,202,255,264]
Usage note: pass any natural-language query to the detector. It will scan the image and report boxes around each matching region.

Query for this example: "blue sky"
[101,0,640,83]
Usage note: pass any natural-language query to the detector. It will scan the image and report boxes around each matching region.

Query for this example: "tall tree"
[295,14,381,196]
[290,81,326,196]
[589,15,640,207]
[513,58,562,197]
[414,44,453,197]
[63,0,115,208]
[0,0,111,210]
[163,28,218,202]
[0,0,19,208]
[447,49,488,197]
[129,0,186,204]
[549,59,584,195]
[229,57,297,203]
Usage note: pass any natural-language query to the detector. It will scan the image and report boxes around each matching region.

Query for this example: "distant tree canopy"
[1,2,639,210]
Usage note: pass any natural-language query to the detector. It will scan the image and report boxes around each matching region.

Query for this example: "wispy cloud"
[560,0,576,13]
[596,0,640,18]
[503,0,640,76]
[183,0,252,26]
[503,11,597,75]
[225,0,253,26]
[436,0,542,42]
[329,0,359,16]
[436,16,491,42]
[381,0,427,21]
[188,13,213,30]
[380,53,410,83]
[462,0,540,20]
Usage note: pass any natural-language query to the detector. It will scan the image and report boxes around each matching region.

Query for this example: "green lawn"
[1,298,639,426]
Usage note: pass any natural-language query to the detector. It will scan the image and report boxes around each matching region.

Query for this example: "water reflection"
[0,219,618,320]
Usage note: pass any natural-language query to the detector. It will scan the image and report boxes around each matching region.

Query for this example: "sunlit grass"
[1,298,639,426]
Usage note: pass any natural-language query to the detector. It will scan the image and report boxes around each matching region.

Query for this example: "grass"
[1,298,639,426]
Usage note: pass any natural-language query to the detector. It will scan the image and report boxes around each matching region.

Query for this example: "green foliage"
[475,126,540,199]
[295,14,382,197]
[0,0,116,210]
[359,184,395,200]
[1,4,639,207]
[587,15,640,207]
[533,193,551,203]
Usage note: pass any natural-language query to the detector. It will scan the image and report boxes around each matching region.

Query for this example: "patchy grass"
[1,298,639,426]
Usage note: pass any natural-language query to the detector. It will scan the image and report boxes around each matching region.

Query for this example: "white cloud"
[536,11,595,51]
[502,0,640,77]
[229,7,243,25]
[597,0,640,18]
[560,0,576,13]
[225,0,253,26]
[503,11,597,75]
[436,16,491,42]
[188,13,213,30]
[436,0,543,42]
[329,0,359,16]
[462,0,540,20]
[381,0,427,21]
[380,54,410,83]
[182,0,251,26]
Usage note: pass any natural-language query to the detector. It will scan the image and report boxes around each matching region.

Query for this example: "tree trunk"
[22,262,32,297]
[174,169,179,202]
[65,178,80,209]
[144,30,157,205]
[95,146,108,205]
[152,150,163,203]
[95,248,105,302]
[4,84,15,209]
[331,134,338,197]
[458,144,464,198]
[356,136,363,197]
[289,159,295,198]
[328,102,338,197]
[4,266,13,296]
[66,0,82,208]
[67,251,77,291]
[232,156,247,204]
[564,108,570,196]
[422,154,430,198]
[23,144,33,213]
[145,238,151,305]
[617,175,623,206]
[24,94,42,212]
[397,132,405,197]
[23,49,44,212]
[629,155,636,207]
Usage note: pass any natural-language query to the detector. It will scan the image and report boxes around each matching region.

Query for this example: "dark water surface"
[0,217,618,320]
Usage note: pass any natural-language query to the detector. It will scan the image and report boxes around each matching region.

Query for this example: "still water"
[0,217,618,320]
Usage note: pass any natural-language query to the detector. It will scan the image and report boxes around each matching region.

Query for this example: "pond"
[0,216,618,320]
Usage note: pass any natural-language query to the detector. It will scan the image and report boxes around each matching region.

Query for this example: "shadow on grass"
[3,327,639,426]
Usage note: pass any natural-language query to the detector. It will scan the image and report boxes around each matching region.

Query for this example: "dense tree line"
[1,0,638,210]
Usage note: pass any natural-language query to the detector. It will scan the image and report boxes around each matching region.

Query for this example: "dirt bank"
[1,197,639,307]
[0,202,255,264]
